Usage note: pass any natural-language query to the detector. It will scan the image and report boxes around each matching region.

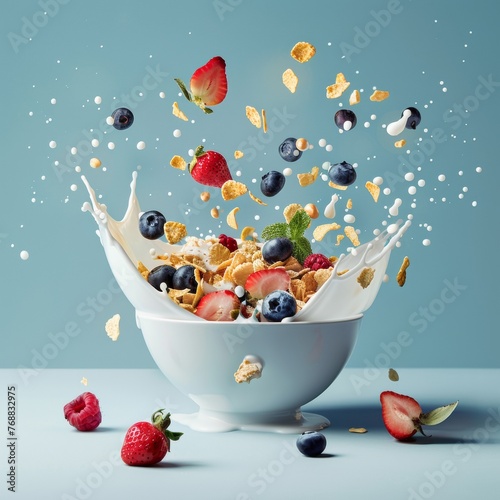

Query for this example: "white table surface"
[1,368,498,500]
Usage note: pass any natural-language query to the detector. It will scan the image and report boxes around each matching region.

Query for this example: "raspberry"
[64,392,102,431]
[303,253,333,271]
[218,234,238,252]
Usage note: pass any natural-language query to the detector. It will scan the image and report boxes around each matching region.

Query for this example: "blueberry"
[334,109,357,131]
[296,431,327,457]
[139,210,166,240]
[262,237,293,264]
[403,107,421,130]
[278,138,302,162]
[327,161,357,186]
[261,290,297,322]
[172,265,197,293]
[147,265,176,291]
[111,108,134,130]
[261,171,286,197]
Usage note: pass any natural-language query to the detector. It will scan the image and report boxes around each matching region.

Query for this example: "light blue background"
[1,0,499,371]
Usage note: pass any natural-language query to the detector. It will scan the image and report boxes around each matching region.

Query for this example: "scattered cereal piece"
[105,314,120,341]
[90,158,101,168]
[234,150,244,159]
[389,368,400,382]
[290,279,307,302]
[357,267,375,288]
[397,256,410,287]
[246,106,261,128]
[192,268,204,307]
[248,191,268,206]
[170,155,187,170]
[200,191,210,202]
[172,101,188,121]
[208,243,231,266]
[304,203,319,219]
[297,166,319,187]
[370,90,390,102]
[296,138,309,151]
[227,207,240,229]
[81,377,88,386]
[346,198,353,210]
[349,427,367,434]
[164,221,187,244]
[365,181,380,202]
[283,203,303,223]
[282,68,299,93]
[349,89,361,105]
[240,226,255,241]
[326,73,350,99]
[221,180,248,201]
[290,41,316,63]
[232,262,255,287]
[210,207,219,219]
[344,226,360,246]
[137,261,149,279]
[313,223,341,241]
[314,268,333,288]
[336,234,345,246]
[395,139,406,148]
[234,359,262,383]
[328,181,348,190]
[262,109,268,133]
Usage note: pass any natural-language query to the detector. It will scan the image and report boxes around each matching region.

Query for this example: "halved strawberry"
[195,290,240,321]
[174,56,227,114]
[245,268,291,300]
[189,145,232,188]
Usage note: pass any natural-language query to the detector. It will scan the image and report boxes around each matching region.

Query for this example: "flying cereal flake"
[245,106,261,128]
[90,157,101,168]
[395,139,406,148]
[349,427,367,433]
[357,267,375,288]
[234,150,244,159]
[172,101,188,121]
[326,73,350,99]
[365,181,380,202]
[389,368,400,381]
[240,226,255,241]
[313,223,341,241]
[164,221,187,244]
[397,256,410,286]
[227,207,240,229]
[81,377,88,386]
[297,166,320,187]
[248,191,268,206]
[344,226,360,246]
[336,234,345,246]
[221,180,248,201]
[370,90,390,102]
[170,155,187,170]
[282,68,299,93]
[328,181,348,190]
[290,41,316,63]
[349,89,361,105]
[283,203,303,223]
[262,109,268,133]
[105,314,121,341]
[346,198,353,210]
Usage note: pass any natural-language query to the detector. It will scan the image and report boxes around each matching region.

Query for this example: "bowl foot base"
[171,409,330,433]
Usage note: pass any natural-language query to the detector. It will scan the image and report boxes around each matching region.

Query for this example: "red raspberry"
[64,392,102,431]
[218,234,238,252]
[303,253,333,271]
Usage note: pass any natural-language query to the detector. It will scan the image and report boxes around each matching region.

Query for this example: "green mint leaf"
[261,222,289,241]
[288,210,311,240]
[292,236,312,264]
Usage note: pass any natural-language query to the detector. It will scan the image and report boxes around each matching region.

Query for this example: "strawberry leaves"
[420,401,459,426]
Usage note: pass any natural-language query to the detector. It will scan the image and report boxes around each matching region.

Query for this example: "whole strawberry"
[121,410,183,466]
[189,145,232,188]
[64,392,102,432]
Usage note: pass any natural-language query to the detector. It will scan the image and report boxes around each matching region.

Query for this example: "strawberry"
[219,234,238,252]
[380,391,459,441]
[174,56,228,114]
[63,392,102,432]
[189,145,232,188]
[245,268,291,300]
[303,253,333,271]
[121,410,182,466]
[195,290,240,321]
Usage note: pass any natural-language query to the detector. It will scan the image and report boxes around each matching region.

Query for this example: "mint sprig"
[261,209,312,264]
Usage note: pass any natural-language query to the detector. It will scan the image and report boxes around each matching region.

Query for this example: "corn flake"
[326,73,350,99]
[234,150,244,159]
[344,226,360,246]
[283,203,303,223]
[290,41,316,63]
[221,180,248,201]
[208,242,231,266]
[234,359,262,384]
[395,139,406,148]
[170,155,187,170]
[246,106,261,128]
[297,166,319,187]
[336,234,344,246]
[349,427,368,434]
[248,190,267,206]
[397,256,410,287]
[164,221,187,244]
[349,89,361,105]
[328,181,348,190]
[172,101,188,121]
[282,68,299,93]
[346,198,353,210]
[262,109,268,133]
[370,90,390,102]
[357,267,375,289]
[232,262,254,287]
[365,181,380,202]
[105,314,120,341]
[137,261,149,279]
[227,207,240,229]
[240,226,255,241]
[313,223,341,241]
[290,279,306,302]
[314,268,332,288]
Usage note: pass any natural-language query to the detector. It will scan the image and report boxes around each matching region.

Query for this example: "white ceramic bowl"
[136,312,362,432]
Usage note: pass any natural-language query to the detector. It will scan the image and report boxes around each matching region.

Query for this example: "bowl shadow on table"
[306,403,500,445]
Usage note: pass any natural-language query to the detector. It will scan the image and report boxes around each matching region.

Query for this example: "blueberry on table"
[147,265,176,291]
[296,431,327,457]
[172,265,197,293]
[327,161,356,186]
[111,108,134,130]
[261,171,286,197]
[334,109,357,131]
[262,237,293,264]
[261,290,297,322]
[139,210,166,240]
[278,138,302,162]
[403,107,421,130]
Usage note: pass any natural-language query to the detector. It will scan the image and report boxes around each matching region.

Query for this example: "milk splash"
[81,172,410,323]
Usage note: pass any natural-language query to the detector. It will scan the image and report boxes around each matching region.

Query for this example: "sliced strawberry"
[189,146,232,188]
[190,56,227,106]
[195,290,240,321]
[380,391,423,440]
[245,268,291,300]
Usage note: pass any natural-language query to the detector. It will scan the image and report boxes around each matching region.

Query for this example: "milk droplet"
[371,114,377,120]
[137,141,146,150]
[71,147,78,155]
[49,140,57,148]
[159,91,166,98]
[418,179,426,187]
[373,176,383,185]
[20,250,29,260]
[91,139,99,147]
[438,174,446,181]
[318,138,327,147]
[423,239,431,246]
[344,214,356,223]
[476,166,482,173]
[283,167,293,176]
[472,201,477,207]
[344,121,352,131]
[188,149,195,157]
[70,184,78,191]
[387,223,399,234]
[51,98,57,105]
[173,129,181,138]
[383,274,389,283]
[322,161,331,170]
[383,187,391,195]
[106,116,114,125]
[389,198,402,216]
[324,194,339,219]
[387,109,411,136]
[108,142,115,150]
[325,144,333,152]
[408,186,417,195]
[364,122,370,128]
[94,96,102,104]
[404,172,414,181]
